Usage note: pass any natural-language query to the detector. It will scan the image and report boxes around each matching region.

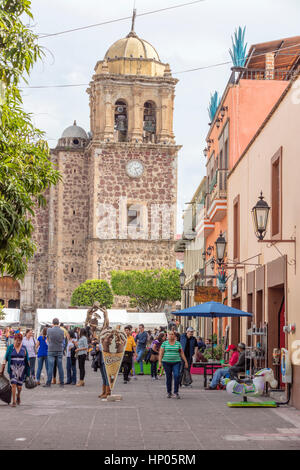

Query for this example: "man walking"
[179,327,198,385]
[135,324,148,375]
[43,318,65,388]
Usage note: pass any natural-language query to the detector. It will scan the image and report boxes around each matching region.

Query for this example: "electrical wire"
[38,0,207,39]
[20,34,300,89]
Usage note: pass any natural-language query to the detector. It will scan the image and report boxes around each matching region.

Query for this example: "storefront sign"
[100,328,127,391]
[194,286,222,303]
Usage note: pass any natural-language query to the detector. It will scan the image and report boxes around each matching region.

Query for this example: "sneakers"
[43,383,51,388]
[167,393,173,398]
[175,393,181,399]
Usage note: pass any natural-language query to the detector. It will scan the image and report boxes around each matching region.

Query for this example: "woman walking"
[66,330,77,385]
[36,327,48,385]
[158,330,188,399]
[76,328,88,386]
[22,329,37,378]
[0,333,30,406]
[150,332,166,380]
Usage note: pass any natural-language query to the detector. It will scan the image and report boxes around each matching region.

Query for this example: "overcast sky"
[23,0,300,233]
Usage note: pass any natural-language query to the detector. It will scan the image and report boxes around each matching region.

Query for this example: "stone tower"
[20,15,181,312]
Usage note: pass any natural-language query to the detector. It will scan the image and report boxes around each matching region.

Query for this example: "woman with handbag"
[0,333,30,407]
[150,333,166,380]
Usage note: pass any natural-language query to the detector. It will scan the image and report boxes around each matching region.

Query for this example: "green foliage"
[110,269,181,312]
[0,303,5,320]
[71,280,114,308]
[203,343,224,361]
[0,0,60,278]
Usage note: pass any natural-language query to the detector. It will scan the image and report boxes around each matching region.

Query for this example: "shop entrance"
[267,285,285,383]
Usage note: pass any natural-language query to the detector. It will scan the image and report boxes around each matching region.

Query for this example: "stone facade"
[19,27,181,310]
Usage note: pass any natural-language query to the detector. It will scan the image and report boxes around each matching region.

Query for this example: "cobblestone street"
[1,342,300,451]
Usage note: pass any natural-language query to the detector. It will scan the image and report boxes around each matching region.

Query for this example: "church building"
[15,15,181,314]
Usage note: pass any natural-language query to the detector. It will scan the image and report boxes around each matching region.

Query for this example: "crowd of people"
[0,319,249,405]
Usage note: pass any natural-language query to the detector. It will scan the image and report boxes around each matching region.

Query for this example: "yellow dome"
[105,32,160,62]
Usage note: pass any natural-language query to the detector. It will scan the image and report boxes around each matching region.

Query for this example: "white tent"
[0,308,20,327]
[35,308,128,333]
[35,309,167,332]
[126,312,167,328]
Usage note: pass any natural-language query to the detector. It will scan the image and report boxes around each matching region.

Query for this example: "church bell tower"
[85,11,181,286]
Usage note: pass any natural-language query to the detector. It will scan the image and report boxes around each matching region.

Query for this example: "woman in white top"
[22,329,37,378]
[75,328,88,386]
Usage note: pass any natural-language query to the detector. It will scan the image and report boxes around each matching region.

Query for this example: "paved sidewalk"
[0,355,300,450]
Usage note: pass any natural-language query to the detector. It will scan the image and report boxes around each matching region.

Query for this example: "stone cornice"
[85,140,182,154]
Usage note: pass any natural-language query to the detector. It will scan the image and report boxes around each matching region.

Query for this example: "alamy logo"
[96,198,176,240]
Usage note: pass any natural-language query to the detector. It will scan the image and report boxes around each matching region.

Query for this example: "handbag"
[182,367,193,386]
[0,374,12,404]
[150,352,158,362]
[25,376,37,389]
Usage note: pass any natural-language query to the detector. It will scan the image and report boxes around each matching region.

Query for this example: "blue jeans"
[210,367,229,389]
[136,346,146,373]
[162,361,181,394]
[36,356,48,381]
[66,357,77,384]
[29,357,36,378]
[99,362,109,386]
[47,351,64,385]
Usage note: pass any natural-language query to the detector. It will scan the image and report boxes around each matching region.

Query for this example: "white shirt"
[67,340,75,358]
[22,336,36,358]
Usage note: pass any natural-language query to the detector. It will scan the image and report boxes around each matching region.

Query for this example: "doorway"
[267,285,285,381]
[231,298,241,345]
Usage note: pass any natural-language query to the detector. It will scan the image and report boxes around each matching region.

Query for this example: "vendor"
[205,344,239,390]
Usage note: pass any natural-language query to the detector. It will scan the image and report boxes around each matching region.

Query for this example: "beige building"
[6,20,181,321]
[227,72,300,409]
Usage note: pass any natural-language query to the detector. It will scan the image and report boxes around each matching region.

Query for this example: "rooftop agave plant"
[208,91,221,122]
[229,26,247,67]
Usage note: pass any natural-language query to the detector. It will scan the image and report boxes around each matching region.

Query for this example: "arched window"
[143,101,156,143]
[114,100,128,142]
[0,277,20,308]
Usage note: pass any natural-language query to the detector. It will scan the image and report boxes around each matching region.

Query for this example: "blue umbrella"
[172,301,252,318]
[172,301,252,358]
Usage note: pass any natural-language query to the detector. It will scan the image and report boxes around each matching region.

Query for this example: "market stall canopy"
[172,301,252,318]
[126,312,167,328]
[36,308,128,328]
[35,309,167,329]
[0,308,20,327]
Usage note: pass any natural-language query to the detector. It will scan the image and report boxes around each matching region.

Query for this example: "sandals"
[11,402,16,407]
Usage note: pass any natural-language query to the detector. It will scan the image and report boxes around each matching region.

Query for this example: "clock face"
[126,160,144,178]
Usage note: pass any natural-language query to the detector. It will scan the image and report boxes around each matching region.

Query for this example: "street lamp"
[215,231,227,266]
[179,269,186,288]
[97,259,101,279]
[252,191,271,241]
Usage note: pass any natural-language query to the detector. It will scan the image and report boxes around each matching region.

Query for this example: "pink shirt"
[229,351,239,366]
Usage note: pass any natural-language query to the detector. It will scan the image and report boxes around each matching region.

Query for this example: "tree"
[71,280,114,309]
[0,0,60,278]
[110,269,181,312]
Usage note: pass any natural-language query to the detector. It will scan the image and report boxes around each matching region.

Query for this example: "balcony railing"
[206,169,228,212]
[230,67,297,84]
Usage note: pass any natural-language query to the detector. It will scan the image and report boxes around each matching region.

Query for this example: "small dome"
[105,32,160,62]
[61,121,88,140]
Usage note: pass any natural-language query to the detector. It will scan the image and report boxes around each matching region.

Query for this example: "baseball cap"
[226,344,236,352]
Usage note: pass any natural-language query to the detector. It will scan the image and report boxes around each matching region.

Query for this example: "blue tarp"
[172,301,252,318]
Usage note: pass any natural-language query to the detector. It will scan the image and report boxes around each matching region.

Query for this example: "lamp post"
[97,259,101,279]
[215,231,227,266]
[252,191,271,240]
